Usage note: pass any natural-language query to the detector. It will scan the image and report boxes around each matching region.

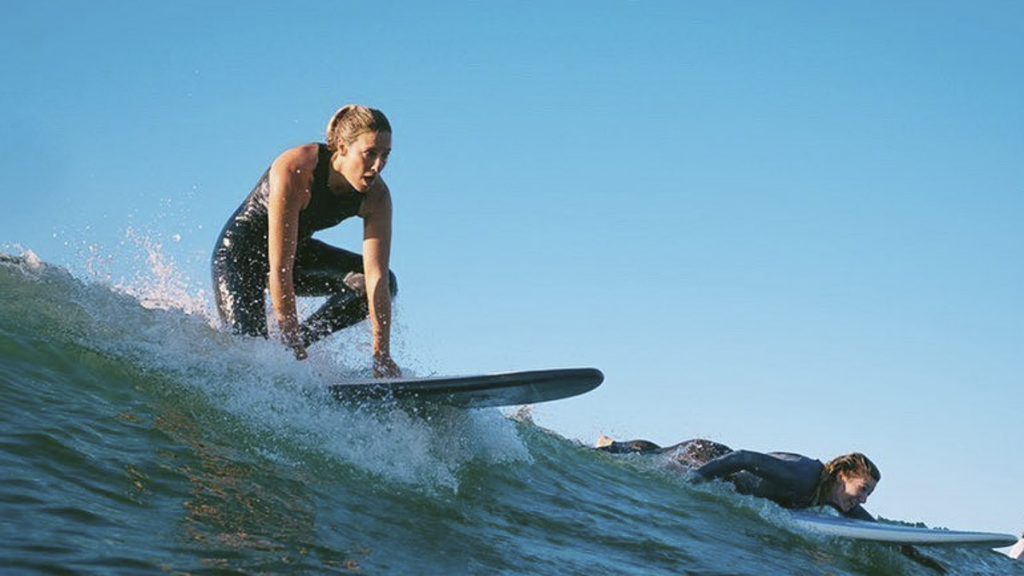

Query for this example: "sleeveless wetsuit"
[211,143,397,347]
[598,440,873,520]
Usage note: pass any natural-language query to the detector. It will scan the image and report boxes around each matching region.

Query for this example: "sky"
[3,1,1022,541]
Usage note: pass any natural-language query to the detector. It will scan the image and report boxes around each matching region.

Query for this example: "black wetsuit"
[602,440,946,570]
[211,143,397,347]
[599,440,873,520]
[598,438,733,469]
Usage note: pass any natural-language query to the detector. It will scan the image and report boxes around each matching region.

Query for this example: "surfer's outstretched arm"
[691,450,800,485]
[900,545,946,574]
[845,504,873,521]
[839,503,946,574]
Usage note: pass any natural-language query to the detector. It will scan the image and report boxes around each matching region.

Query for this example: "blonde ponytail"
[326,105,391,152]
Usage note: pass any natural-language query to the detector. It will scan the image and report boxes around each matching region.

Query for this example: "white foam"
[6,241,532,493]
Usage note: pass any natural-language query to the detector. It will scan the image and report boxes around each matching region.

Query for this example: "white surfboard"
[791,511,1018,547]
[329,367,603,408]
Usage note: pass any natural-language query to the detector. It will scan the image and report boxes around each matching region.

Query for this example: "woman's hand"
[373,354,401,378]
[280,328,308,360]
[899,545,946,574]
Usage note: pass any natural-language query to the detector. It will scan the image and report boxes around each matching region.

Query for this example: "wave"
[0,252,529,492]
[2,251,1021,574]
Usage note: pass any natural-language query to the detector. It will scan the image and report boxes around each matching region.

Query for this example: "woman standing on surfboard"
[211,105,400,377]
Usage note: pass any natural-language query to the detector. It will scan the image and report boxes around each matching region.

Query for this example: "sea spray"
[0,251,531,494]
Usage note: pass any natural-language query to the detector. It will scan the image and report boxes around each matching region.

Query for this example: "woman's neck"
[326,160,356,194]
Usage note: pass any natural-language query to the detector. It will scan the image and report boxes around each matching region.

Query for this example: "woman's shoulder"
[271,143,321,175]
[766,452,821,464]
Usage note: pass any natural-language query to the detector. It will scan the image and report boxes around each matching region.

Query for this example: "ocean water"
[1,252,1021,576]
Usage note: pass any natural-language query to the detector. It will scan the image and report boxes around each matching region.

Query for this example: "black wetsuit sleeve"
[845,504,874,521]
[596,439,662,454]
[694,450,803,486]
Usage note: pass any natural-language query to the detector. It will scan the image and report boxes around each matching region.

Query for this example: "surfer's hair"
[813,452,881,506]
[326,105,391,152]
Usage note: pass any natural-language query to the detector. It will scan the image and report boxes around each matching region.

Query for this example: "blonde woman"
[692,449,880,519]
[599,438,946,571]
[597,438,878,518]
[212,105,399,377]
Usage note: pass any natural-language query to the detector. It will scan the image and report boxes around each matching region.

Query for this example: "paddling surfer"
[595,437,876,519]
[211,105,400,377]
[597,437,946,572]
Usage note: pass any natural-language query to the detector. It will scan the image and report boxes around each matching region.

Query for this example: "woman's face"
[335,130,391,192]
[830,472,877,512]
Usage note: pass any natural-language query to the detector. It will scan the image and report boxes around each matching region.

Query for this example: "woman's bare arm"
[267,145,315,359]
[361,179,399,377]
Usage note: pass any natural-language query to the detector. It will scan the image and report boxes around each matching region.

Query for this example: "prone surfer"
[211,105,400,377]
[595,437,877,519]
[597,437,946,572]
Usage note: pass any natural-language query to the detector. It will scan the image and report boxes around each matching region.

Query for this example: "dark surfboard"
[329,367,603,408]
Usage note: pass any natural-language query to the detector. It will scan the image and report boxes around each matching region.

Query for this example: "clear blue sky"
[3,1,1022,539]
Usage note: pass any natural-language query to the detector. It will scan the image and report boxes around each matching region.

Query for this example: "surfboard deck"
[329,367,603,408]
[791,511,1018,547]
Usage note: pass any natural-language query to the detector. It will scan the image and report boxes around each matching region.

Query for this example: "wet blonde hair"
[812,452,881,506]
[325,105,392,152]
